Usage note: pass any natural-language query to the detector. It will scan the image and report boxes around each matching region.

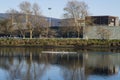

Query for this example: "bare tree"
[5,9,19,36]
[0,19,13,36]
[19,1,33,39]
[59,19,77,38]
[19,2,49,38]
[2,1,50,38]
[63,0,89,38]
[31,3,49,38]
[7,9,19,25]
[32,3,41,16]
[7,8,27,38]
[17,23,26,38]
[15,13,27,38]
[34,17,49,38]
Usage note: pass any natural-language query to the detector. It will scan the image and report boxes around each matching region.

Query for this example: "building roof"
[87,15,118,18]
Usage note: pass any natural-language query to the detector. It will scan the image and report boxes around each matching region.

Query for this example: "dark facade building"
[86,16,119,26]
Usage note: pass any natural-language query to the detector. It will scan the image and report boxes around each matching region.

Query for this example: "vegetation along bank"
[0,38,120,48]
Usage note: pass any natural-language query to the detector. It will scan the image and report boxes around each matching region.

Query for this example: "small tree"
[97,27,111,40]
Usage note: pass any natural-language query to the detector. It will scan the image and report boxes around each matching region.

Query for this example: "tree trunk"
[46,27,49,38]
[77,31,79,38]
[20,31,25,39]
[39,34,41,38]
[77,26,80,38]
[30,30,32,39]
[23,35,25,39]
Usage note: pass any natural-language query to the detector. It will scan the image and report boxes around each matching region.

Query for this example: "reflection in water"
[0,47,120,80]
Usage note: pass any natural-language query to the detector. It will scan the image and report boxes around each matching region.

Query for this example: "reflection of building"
[86,16,119,26]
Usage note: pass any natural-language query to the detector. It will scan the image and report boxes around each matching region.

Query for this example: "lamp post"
[47,8,52,38]
[48,8,52,26]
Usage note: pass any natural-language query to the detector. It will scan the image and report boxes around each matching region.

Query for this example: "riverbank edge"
[0,38,120,48]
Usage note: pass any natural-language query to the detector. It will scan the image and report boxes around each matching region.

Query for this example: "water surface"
[0,47,120,80]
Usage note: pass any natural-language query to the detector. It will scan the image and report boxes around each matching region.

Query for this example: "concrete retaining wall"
[84,26,120,39]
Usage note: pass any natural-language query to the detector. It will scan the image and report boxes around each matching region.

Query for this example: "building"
[0,13,61,27]
[86,16,119,26]
[60,18,85,27]
[0,13,120,39]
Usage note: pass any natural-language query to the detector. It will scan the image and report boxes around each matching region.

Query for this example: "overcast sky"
[0,0,120,18]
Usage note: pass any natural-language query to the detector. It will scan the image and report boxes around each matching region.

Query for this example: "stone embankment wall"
[84,26,120,39]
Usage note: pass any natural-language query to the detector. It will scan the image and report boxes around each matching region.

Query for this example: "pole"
[47,8,52,38]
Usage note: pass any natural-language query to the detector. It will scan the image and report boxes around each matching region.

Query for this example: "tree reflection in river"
[0,47,120,80]
[6,57,50,80]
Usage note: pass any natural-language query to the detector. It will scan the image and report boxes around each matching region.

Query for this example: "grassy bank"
[0,38,120,48]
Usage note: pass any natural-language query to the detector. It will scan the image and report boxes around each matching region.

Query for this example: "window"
[112,19,114,21]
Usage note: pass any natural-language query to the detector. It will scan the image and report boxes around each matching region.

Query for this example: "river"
[0,47,120,80]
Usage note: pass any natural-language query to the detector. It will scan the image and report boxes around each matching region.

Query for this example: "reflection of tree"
[0,58,11,70]
[0,55,50,80]
[33,63,49,80]
[0,48,120,80]
[60,59,85,80]
[7,57,49,80]
[61,67,71,80]
[61,67,85,80]
[9,58,23,80]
